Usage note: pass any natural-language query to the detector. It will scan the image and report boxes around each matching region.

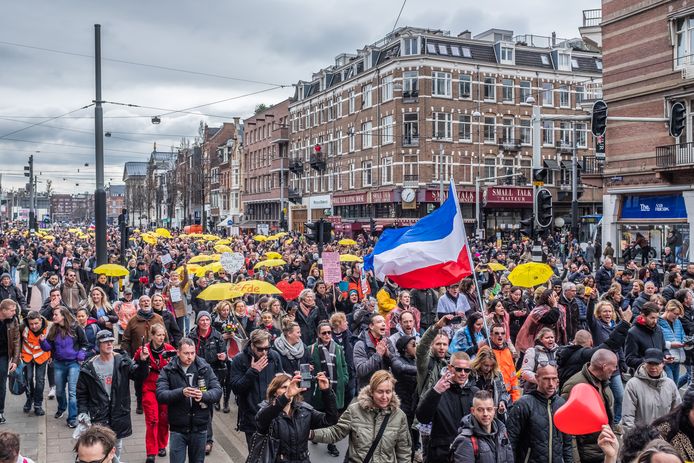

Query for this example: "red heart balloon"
[276,280,305,301]
[553,383,609,435]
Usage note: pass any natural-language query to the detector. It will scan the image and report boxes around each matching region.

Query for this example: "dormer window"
[572,58,579,68]
[402,37,419,56]
[541,54,550,65]
[500,45,514,64]
[364,52,372,70]
[438,44,448,55]
[595,59,603,70]
[556,52,571,71]
[426,42,437,54]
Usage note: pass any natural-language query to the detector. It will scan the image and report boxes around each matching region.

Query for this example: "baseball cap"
[643,348,664,364]
[96,330,116,344]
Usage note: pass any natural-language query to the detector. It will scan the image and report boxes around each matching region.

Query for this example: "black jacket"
[152,308,182,347]
[556,319,630,386]
[295,305,319,346]
[188,326,226,370]
[76,352,135,439]
[0,283,27,316]
[625,320,667,370]
[229,344,285,432]
[507,391,573,463]
[391,353,417,418]
[410,289,439,330]
[256,390,338,463]
[450,415,514,463]
[155,356,222,433]
[595,266,615,294]
[415,381,479,462]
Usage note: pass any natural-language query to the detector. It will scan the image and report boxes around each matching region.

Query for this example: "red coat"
[134,343,176,391]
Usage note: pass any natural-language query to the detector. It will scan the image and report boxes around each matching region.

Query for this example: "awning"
[216,216,234,227]
[544,159,560,170]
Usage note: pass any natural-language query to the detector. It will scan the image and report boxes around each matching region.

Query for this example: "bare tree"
[45,179,53,196]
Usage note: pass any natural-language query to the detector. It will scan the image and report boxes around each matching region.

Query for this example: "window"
[336,96,343,118]
[403,113,419,146]
[403,155,418,179]
[381,157,393,184]
[433,154,453,181]
[362,161,372,186]
[403,71,418,97]
[426,42,437,54]
[519,81,531,104]
[501,117,514,142]
[575,85,585,104]
[362,84,373,108]
[438,44,448,55]
[542,82,554,106]
[349,163,355,188]
[432,72,452,97]
[595,60,603,70]
[484,116,496,142]
[559,122,571,146]
[484,77,496,101]
[335,167,343,190]
[361,122,373,149]
[557,53,571,71]
[381,75,393,101]
[502,79,514,103]
[500,46,514,64]
[327,99,334,121]
[520,120,531,145]
[576,123,587,148]
[336,130,343,155]
[571,58,579,69]
[559,85,570,108]
[381,115,394,144]
[540,54,550,65]
[402,37,419,56]
[432,112,452,140]
[484,158,496,178]
[348,127,355,152]
[459,115,472,141]
[349,90,356,113]
[364,54,372,70]
[461,47,472,58]
[451,46,461,57]
[542,121,554,145]
[459,74,472,99]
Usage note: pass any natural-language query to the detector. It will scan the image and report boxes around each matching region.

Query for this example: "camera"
[447,316,463,325]
[162,350,177,359]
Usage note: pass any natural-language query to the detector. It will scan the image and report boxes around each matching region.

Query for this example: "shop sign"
[332,192,368,206]
[485,187,533,205]
[372,191,394,203]
[309,195,331,209]
[620,194,687,220]
[425,189,476,203]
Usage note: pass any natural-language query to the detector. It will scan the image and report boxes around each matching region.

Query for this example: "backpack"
[449,436,479,462]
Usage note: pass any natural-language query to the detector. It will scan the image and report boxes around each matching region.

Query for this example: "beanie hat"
[395,335,415,355]
[196,311,211,323]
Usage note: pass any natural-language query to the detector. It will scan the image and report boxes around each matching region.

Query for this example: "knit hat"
[0,273,10,281]
[196,311,211,323]
[395,335,415,355]
[96,330,116,344]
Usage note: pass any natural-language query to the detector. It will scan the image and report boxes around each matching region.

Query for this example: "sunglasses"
[75,453,110,463]
[452,367,472,373]
[320,331,332,335]
[254,345,271,352]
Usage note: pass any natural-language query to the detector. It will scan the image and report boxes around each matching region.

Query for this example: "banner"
[321,252,342,284]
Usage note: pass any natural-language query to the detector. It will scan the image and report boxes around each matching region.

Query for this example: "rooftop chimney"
[458,30,472,39]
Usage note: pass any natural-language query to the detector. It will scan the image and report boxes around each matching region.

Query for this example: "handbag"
[245,427,280,463]
[9,361,27,396]
[363,413,391,463]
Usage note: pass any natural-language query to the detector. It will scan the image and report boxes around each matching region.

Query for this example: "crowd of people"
[0,225,694,463]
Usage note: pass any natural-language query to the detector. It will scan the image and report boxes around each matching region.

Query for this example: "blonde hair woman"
[87,286,118,331]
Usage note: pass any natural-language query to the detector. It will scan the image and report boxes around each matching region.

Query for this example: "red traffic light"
[314,144,322,153]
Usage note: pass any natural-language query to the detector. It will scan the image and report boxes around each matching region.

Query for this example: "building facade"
[203,123,238,230]
[242,99,291,232]
[144,146,177,228]
[600,0,694,264]
[106,184,125,225]
[122,162,148,228]
[288,26,603,236]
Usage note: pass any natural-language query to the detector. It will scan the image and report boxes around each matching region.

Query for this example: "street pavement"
[4,385,346,462]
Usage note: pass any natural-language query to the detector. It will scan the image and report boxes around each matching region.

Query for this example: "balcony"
[582,8,601,27]
[555,141,574,154]
[271,126,289,144]
[656,141,694,169]
[402,89,419,103]
[498,137,521,152]
[288,187,302,204]
[402,135,419,147]
[403,174,419,188]
[309,154,326,171]
[288,158,304,175]
[582,155,604,175]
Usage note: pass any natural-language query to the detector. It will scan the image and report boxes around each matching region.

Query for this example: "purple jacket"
[39,326,88,362]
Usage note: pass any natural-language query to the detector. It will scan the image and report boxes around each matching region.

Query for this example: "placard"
[169,287,182,303]
[160,254,173,266]
[322,252,342,284]
[220,252,244,274]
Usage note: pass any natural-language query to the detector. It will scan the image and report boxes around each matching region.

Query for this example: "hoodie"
[621,364,681,430]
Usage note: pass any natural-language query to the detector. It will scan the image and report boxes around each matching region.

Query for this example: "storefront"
[603,189,694,265]
[482,186,533,236]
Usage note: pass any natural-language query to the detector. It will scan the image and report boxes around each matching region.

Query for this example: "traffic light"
[305,221,320,243]
[536,188,553,229]
[669,101,687,138]
[532,167,548,184]
[591,100,607,137]
[320,220,332,243]
[23,166,30,177]
[520,216,534,239]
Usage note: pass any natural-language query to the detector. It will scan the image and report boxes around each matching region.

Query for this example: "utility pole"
[531,103,543,262]
[571,122,579,241]
[25,155,34,230]
[93,24,107,266]
[439,143,444,204]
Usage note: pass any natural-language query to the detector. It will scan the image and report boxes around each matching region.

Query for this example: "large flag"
[364,181,473,289]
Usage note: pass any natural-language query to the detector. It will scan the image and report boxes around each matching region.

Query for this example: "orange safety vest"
[22,326,51,365]
[492,344,521,403]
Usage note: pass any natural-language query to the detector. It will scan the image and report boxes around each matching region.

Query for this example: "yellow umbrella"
[214,244,232,253]
[254,259,286,269]
[285,239,293,245]
[176,264,200,275]
[234,280,281,295]
[189,254,217,264]
[339,254,363,263]
[216,238,231,245]
[141,234,157,245]
[265,251,282,260]
[487,262,508,272]
[179,233,188,239]
[41,235,56,241]
[203,234,220,241]
[507,262,555,288]
[196,283,243,301]
[133,228,141,233]
[155,228,172,239]
[194,262,224,277]
[253,235,267,242]
[188,233,203,238]
[93,264,130,277]
[274,231,288,238]
[265,234,279,241]
[338,238,357,246]
[68,228,81,233]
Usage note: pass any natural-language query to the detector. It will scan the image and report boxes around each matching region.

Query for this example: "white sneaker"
[48,386,56,400]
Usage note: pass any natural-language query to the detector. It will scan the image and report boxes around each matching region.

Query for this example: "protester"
[353,313,390,389]
[20,310,50,416]
[653,388,694,461]
[625,302,668,370]
[0,299,20,424]
[0,430,36,463]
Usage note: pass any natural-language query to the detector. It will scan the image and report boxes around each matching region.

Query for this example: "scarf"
[318,341,337,387]
[445,291,459,303]
[274,334,304,359]
[137,309,154,320]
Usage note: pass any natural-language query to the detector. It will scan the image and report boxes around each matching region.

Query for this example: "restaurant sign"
[484,186,533,205]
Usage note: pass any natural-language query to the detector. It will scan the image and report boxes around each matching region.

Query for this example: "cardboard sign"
[322,252,342,284]
[161,254,173,266]
[220,252,244,274]
[169,287,182,303]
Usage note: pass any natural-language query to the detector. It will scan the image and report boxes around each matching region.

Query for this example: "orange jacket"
[492,343,520,403]
[21,320,51,365]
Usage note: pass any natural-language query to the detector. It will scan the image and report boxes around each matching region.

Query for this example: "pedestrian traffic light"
[320,220,332,243]
[520,216,534,239]
[532,168,548,183]
[305,221,319,243]
[669,101,687,138]
[536,188,553,229]
[591,100,607,137]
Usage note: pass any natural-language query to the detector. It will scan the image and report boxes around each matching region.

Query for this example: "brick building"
[288,25,603,237]
[106,184,125,225]
[242,99,291,232]
[203,123,237,230]
[600,1,694,263]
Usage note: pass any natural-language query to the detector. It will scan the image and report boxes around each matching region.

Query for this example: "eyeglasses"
[320,331,332,335]
[452,367,472,373]
[493,332,506,336]
[254,345,271,352]
[75,452,111,463]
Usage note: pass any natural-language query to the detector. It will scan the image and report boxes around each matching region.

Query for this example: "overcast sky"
[0,0,600,194]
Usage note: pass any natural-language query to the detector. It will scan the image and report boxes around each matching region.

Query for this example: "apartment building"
[600,1,694,263]
[288,25,603,236]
